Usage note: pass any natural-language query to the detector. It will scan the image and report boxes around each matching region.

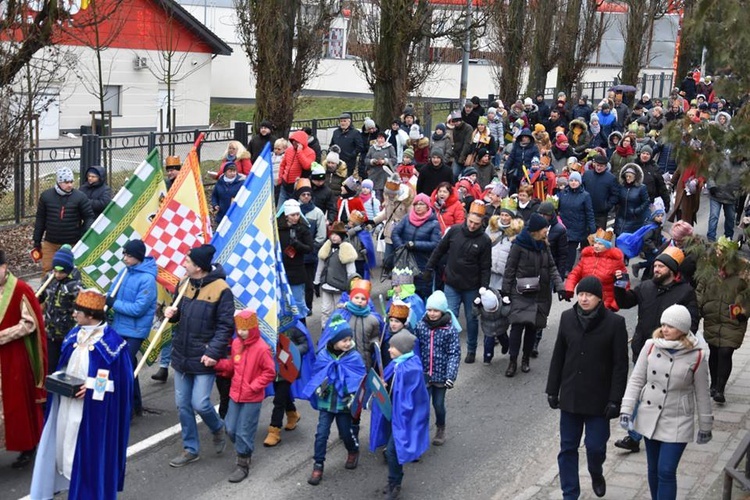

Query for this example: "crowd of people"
[2,74,750,500]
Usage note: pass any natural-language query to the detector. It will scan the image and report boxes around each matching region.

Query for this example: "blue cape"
[369,354,430,463]
[31,325,133,500]
[302,347,366,410]
[616,222,657,259]
[264,320,316,400]
[359,230,377,277]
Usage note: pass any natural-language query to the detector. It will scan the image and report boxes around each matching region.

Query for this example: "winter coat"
[426,222,492,291]
[582,168,619,216]
[571,104,593,122]
[373,189,413,244]
[278,216,314,285]
[416,161,453,196]
[429,135,454,164]
[567,119,592,159]
[365,143,398,190]
[503,129,540,183]
[558,184,596,242]
[279,130,316,185]
[40,269,81,339]
[391,212,442,270]
[638,159,671,211]
[622,338,712,443]
[610,150,637,176]
[487,116,504,147]
[211,173,246,223]
[546,304,629,416]
[614,164,650,235]
[565,247,627,311]
[547,215,568,277]
[501,230,564,329]
[654,141,678,174]
[696,273,749,349]
[472,288,508,337]
[342,309,382,372]
[473,160,496,190]
[79,165,112,217]
[33,187,95,247]
[614,279,699,361]
[414,313,461,384]
[516,199,540,223]
[469,128,497,158]
[108,257,158,340]
[487,227,514,289]
[170,265,235,374]
[669,162,705,225]
[248,132,275,163]
[707,157,746,205]
[316,240,358,292]
[312,183,338,223]
[217,151,252,177]
[301,202,327,264]
[330,125,365,174]
[214,329,276,403]
[431,188,466,234]
[336,197,366,224]
[451,122,474,165]
[324,160,348,200]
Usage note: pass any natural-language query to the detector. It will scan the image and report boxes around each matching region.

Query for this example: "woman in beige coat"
[620,305,713,500]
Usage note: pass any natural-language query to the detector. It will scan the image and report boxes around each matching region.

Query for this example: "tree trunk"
[527,0,557,96]
[555,0,582,95]
[372,0,412,128]
[498,0,527,105]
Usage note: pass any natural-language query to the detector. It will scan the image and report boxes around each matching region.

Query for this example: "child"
[381,300,412,369]
[314,221,358,327]
[414,291,461,446]
[370,331,430,500]
[346,210,376,279]
[337,176,366,224]
[527,156,557,200]
[631,207,666,279]
[214,310,276,483]
[39,244,80,372]
[262,320,314,447]
[359,179,382,221]
[397,148,419,186]
[474,286,511,366]
[272,138,288,203]
[303,315,367,486]
[390,267,425,331]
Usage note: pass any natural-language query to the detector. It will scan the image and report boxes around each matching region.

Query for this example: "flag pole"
[134,280,189,378]
[104,269,128,312]
[35,273,55,298]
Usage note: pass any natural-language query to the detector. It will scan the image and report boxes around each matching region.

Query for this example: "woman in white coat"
[620,305,713,500]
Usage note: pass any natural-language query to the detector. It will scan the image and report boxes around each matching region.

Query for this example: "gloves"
[473,296,481,306]
[105,295,115,309]
[558,291,571,302]
[737,313,748,323]
[502,296,511,305]
[420,269,433,283]
[547,394,559,409]
[406,241,416,249]
[604,401,620,419]
[696,430,712,445]
[619,414,631,430]
[313,283,321,298]
[444,379,454,389]
[708,186,718,197]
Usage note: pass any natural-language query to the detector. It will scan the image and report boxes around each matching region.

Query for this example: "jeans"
[558,410,609,500]
[290,283,310,317]
[313,410,358,464]
[451,161,462,182]
[509,323,536,360]
[270,379,296,428]
[707,198,736,241]
[426,383,447,427]
[159,339,172,368]
[444,284,479,354]
[173,370,224,455]
[386,432,403,486]
[644,438,687,500]
[124,337,144,412]
[225,401,262,456]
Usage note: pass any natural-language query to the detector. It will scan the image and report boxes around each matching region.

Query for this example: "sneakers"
[151,367,168,382]
[592,474,606,497]
[308,463,324,485]
[213,426,227,454]
[345,451,359,469]
[464,352,476,364]
[169,451,200,468]
[614,435,641,452]
[483,353,492,365]
[432,426,446,446]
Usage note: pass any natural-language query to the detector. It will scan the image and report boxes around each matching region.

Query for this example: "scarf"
[432,131,444,141]
[226,154,236,162]
[576,303,601,331]
[55,184,73,196]
[616,144,634,157]
[359,192,372,204]
[393,351,415,365]
[590,122,601,136]
[345,301,371,317]
[653,332,698,350]
[409,207,434,227]
[222,174,236,184]
[518,200,529,209]
[423,312,451,329]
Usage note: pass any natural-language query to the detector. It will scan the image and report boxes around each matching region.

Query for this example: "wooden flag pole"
[134,280,189,378]
[104,269,128,312]
[35,273,56,298]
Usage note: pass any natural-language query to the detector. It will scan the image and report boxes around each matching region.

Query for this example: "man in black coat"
[611,246,699,453]
[330,113,364,177]
[582,155,620,229]
[424,201,492,364]
[546,276,629,500]
[79,165,112,217]
[248,120,276,163]
[33,166,95,274]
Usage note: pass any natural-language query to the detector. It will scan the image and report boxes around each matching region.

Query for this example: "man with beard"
[610,246,699,453]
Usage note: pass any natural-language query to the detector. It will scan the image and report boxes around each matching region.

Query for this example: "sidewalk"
[510,328,750,500]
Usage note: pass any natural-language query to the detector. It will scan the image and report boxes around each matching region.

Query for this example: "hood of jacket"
[219,172,246,185]
[85,165,107,187]
[289,130,311,150]
[515,128,535,144]
[569,118,587,132]
[128,255,158,277]
[618,162,644,186]
[223,150,251,161]
[430,185,460,208]
[608,131,623,148]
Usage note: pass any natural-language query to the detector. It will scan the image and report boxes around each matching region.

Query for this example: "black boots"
[464,352,476,364]
[151,367,168,382]
[11,449,34,469]
[521,356,530,373]
[505,359,517,377]
[592,474,606,497]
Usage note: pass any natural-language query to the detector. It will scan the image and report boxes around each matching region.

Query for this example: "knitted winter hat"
[188,244,216,272]
[52,244,75,273]
[593,154,608,165]
[361,179,374,190]
[537,202,556,216]
[640,145,653,156]
[435,123,447,134]
[326,150,340,164]
[409,124,422,140]
[234,309,259,331]
[487,107,497,115]
[477,116,488,126]
[283,199,301,216]
[479,287,499,312]
[328,314,353,345]
[524,97,533,106]
[660,304,691,334]
[310,162,326,179]
[412,193,431,206]
[426,290,449,312]
[56,167,74,184]
[655,246,684,273]
[123,239,147,262]
[527,213,549,232]
[389,331,416,354]
[402,147,415,159]
[569,171,582,183]
[576,276,603,299]
[534,123,546,133]
[650,207,666,220]
[671,221,694,245]
[363,117,376,130]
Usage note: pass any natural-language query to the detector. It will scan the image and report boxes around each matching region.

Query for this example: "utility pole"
[459,0,472,103]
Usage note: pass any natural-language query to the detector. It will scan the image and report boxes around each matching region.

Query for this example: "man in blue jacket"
[503,129,539,195]
[583,155,620,230]
[106,239,157,417]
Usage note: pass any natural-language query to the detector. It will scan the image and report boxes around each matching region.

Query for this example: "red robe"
[0,273,47,451]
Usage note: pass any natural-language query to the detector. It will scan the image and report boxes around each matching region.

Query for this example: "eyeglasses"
[299,193,312,197]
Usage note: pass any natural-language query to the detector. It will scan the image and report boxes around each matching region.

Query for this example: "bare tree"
[486,0,530,106]
[235,0,339,136]
[526,0,560,96]
[619,0,671,86]
[555,0,608,96]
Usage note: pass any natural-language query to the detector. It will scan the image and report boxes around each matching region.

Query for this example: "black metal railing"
[723,433,750,498]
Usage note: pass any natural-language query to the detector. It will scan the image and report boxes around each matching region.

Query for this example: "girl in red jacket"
[431,182,466,234]
[214,310,276,483]
[278,130,316,204]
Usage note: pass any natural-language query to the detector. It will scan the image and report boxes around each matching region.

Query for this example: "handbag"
[516,276,540,294]
[463,152,475,167]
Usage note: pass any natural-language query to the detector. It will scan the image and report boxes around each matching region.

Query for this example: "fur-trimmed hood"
[608,131,623,148]
[618,162,644,186]
[318,240,357,264]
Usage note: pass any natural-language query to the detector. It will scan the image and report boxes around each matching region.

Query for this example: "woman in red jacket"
[564,228,628,311]
[431,182,465,234]
[217,141,253,177]
[278,130,316,204]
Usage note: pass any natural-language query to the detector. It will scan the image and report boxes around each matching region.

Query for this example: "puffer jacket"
[414,312,461,384]
[416,161,453,196]
[487,227,513,277]
[567,119,592,159]
[558,184,595,242]
[324,160,348,199]
[622,338,712,443]
[301,202,327,264]
[503,129,540,181]
[565,246,627,311]
[218,151,252,177]
[108,257,158,339]
[697,273,749,349]
[278,216,314,285]
[312,182,338,222]
[429,134,454,164]
[214,328,276,403]
[169,264,235,374]
[547,215,568,277]
[707,157,747,205]
[582,167,620,216]
[487,116,504,147]
[472,288,507,336]
[279,130,316,184]
[78,165,112,217]
[431,187,466,234]
[33,187,95,247]
[41,269,81,339]
[211,173,246,223]
[330,125,365,174]
[614,163,650,235]
[391,212,442,270]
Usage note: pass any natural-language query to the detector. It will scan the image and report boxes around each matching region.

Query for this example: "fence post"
[148,131,156,153]
[79,134,101,184]
[193,129,202,161]
[311,119,318,138]
[233,121,249,145]
[13,153,22,224]
[658,72,666,99]
[423,102,433,136]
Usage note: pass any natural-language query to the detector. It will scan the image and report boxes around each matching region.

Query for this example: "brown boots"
[263,426,282,447]
[432,426,446,446]
[284,410,301,430]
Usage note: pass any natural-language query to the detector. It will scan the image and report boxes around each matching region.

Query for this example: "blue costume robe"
[30,325,133,500]
[263,319,316,400]
[302,347,366,411]
[369,353,430,463]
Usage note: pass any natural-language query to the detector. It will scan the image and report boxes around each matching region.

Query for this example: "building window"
[103,85,121,116]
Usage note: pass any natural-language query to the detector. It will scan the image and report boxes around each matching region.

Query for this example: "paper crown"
[329,221,347,235]
[385,175,401,193]
[75,288,106,311]
[391,267,414,286]
[588,227,616,246]
[349,210,366,225]
[294,178,312,191]
[469,200,486,216]
[388,301,411,321]
[234,309,259,330]
[544,194,559,210]
[500,197,518,211]
[165,155,181,167]
[350,278,372,295]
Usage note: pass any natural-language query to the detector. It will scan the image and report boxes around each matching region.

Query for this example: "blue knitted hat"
[52,244,75,273]
[328,314,353,345]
